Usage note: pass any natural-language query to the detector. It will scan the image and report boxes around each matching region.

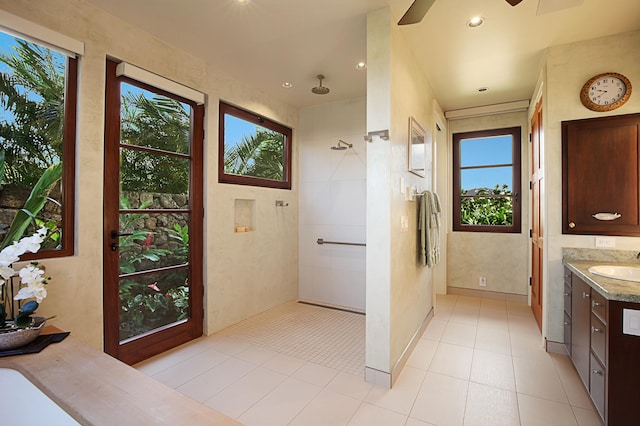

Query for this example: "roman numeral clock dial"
[580,72,632,112]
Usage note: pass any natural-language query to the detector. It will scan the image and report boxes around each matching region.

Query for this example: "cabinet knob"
[564,321,570,326]
[592,301,602,307]
[563,292,570,296]
[592,369,603,376]
[582,291,590,299]
[569,222,576,229]
[591,326,602,333]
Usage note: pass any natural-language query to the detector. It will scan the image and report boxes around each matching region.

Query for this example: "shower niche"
[234,199,255,232]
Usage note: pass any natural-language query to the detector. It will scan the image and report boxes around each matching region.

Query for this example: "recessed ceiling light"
[466,16,484,28]
[235,0,250,5]
[477,87,489,92]
[356,62,367,70]
[282,82,293,88]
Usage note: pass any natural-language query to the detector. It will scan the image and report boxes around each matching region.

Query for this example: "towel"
[419,190,441,268]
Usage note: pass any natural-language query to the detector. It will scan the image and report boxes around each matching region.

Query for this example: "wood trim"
[21,56,78,260]
[103,59,205,365]
[103,59,121,358]
[218,101,292,190]
[452,126,522,233]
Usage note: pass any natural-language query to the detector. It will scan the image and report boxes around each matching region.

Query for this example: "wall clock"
[580,72,632,112]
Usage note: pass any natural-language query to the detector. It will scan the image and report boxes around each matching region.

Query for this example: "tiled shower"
[298,98,367,311]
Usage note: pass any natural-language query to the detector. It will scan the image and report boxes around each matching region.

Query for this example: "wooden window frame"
[452,126,522,234]
[4,46,77,260]
[218,101,292,190]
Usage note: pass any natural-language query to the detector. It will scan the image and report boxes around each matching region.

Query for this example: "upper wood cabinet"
[563,113,640,236]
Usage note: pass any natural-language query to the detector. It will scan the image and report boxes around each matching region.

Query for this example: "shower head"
[311,75,330,95]
[330,140,353,150]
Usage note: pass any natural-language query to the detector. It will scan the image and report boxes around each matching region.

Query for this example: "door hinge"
[529,277,532,286]
[529,133,532,142]
[529,229,533,238]
[529,181,532,190]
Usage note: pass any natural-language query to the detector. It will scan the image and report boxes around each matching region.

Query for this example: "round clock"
[580,72,632,112]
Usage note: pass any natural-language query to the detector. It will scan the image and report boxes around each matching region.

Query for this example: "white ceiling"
[83,0,640,111]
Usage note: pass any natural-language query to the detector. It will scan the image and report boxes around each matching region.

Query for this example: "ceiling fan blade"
[505,0,524,5]
[398,0,437,26]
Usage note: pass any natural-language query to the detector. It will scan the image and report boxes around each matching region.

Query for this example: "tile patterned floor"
[135,294,603,425]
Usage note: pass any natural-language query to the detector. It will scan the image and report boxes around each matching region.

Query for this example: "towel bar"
[316,238,366,247]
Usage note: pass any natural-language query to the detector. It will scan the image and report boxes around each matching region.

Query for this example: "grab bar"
[316,238,366,247]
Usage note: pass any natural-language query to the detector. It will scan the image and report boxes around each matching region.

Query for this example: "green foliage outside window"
[460,184,513,226]
[224,128,285,181]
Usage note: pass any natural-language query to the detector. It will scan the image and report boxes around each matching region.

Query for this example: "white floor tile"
[238,377,322,426]
[176,357,257,402]
[441,322,477,348]
[204,366,287,418]
[262,352,307,376]
[429,342,473,380]
[518,393,578,426]
[422,318,448,341]
[470,349,516,391]
[406,339,439,370]
[513,355,569,404]
[289,388,361,426]
[151,348,229,388]
[365,366,425,415]
[293,361,339,387]
[463,382,519,426]
[410,371,468,426]
[326,371,373,401]
[347,402,408,426]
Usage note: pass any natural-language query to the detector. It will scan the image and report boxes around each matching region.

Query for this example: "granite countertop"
[0,329,241,426]
[563,258,640,303]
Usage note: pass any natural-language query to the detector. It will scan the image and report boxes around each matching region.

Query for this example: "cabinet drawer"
[591,291,607,324]
[564,267,571,285]
[564,283,572,317]
[590,353,606,421]
[590,313,606,366]
[564,312,572,355]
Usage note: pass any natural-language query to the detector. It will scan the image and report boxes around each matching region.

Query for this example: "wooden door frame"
[530,97,543,331]
[103,59,204,365]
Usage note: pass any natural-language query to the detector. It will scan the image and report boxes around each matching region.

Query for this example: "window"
[219,101,292,189]
[453,127,521,233]
[0,30,77,258]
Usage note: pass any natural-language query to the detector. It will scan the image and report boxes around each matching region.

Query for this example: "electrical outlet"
[479,277,487,287]
[595,237,616,248]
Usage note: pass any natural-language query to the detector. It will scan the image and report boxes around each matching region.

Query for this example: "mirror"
[408,116,428,178]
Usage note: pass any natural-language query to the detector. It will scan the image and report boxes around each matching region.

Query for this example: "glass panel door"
[103,60,203,364]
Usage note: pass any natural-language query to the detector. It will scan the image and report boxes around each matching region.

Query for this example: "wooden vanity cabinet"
[562,113,640,236]
[566,270,640,425]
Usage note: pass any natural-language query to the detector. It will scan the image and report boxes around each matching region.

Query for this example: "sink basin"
[588,265,640,282]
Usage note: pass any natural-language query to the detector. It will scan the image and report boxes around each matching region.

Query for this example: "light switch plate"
[623,309,640,336]
[595,236,616,248]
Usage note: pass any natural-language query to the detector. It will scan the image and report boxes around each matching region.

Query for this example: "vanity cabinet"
[562,113,640,236]
[565,269,640,425]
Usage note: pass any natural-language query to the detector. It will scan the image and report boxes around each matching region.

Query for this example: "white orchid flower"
[14,281,47,303]
[0,264,15,280]
[18,264,45,284]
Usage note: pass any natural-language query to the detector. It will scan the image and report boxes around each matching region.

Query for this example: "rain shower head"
[311,75,330,95]
[330,140,353,150]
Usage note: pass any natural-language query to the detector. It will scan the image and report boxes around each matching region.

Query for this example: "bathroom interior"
[0,0,639,424]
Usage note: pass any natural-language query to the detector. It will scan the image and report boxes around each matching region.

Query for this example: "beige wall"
[1,0,299,349]
[366,7,440,375]
[543,30,640,342]
[447,112,530,296]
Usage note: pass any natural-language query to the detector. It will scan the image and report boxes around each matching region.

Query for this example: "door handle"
[111,230,134,239]
[111,243,119,251]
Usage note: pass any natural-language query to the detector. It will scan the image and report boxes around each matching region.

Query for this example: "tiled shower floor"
[135,295,602,425]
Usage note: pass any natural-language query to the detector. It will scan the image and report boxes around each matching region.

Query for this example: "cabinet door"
[562,113,640,236]
[571,275,591,388]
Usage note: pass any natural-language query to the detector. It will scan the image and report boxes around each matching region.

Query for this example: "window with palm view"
[0,31,77,257]
[219,101,292,189]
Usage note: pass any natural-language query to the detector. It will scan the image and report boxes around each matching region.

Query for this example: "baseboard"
[545,339,568,355]
[365,307,434,389]
[447,286,528,303]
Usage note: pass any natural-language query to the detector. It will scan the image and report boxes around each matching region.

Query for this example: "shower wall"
[298,98,367,311]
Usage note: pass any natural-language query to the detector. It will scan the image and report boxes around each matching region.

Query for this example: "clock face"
[587,76,627,106]
[581,72,632,112]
